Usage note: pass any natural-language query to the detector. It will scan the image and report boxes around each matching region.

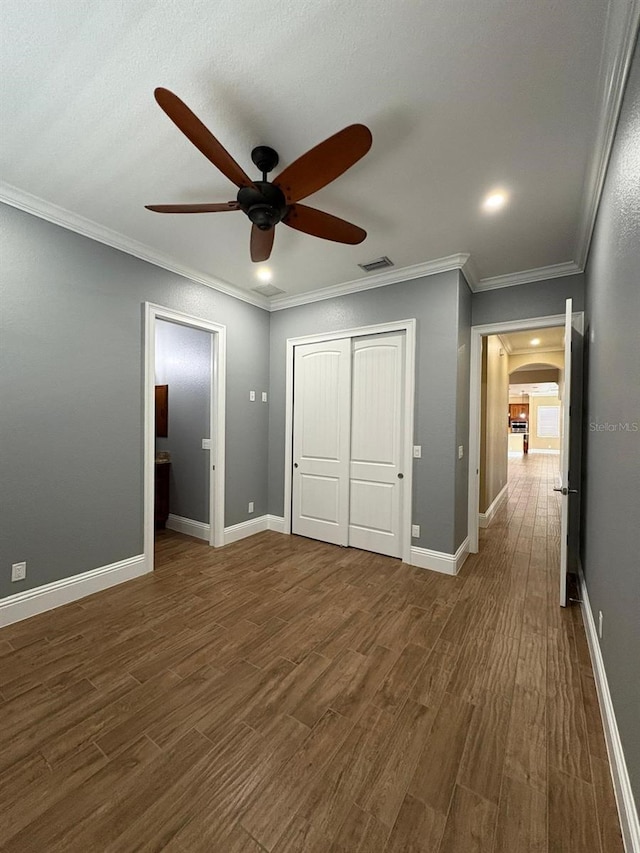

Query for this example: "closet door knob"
[397,473,404,479]
[294,462,299,468]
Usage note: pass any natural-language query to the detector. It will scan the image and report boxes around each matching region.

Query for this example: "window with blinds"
[537,405,560,438]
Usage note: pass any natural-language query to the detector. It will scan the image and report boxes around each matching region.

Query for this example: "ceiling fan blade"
[145,202,240,213]
[274,124,372,203]
[154,88,255,189]
[250,224,275,262]
[283,204,366,244]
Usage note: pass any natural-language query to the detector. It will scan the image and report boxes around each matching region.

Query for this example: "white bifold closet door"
[292,332,405,558]
[292,339,352,546]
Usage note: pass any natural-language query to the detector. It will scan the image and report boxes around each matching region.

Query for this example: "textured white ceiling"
[0,0,630,302]
[501,327,565,353]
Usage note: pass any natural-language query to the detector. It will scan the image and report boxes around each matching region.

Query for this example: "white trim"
[0,555,149,628]
[283,319,416,565]
[574,0,640,271]
[0,187,585,306]
[166,514,210,541]
[224,516,269,544]
[474,261,583,292]
[269,255,469,310]
[144,303,226,575]
[468,312,583,554]
[527,448,560,455]
[478,483,508,528]
[409,537,469,576]
[266,515,286,533]
[578,567,640,853]
[0,182,269,310]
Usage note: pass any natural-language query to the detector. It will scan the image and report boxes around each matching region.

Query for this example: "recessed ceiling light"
[256,267,272,283]
[530,337,541,346]
[482,191,508,212]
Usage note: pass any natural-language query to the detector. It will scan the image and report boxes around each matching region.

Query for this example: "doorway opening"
[478,327,564,526]
[468,304,583,606]
[144,303,226,571]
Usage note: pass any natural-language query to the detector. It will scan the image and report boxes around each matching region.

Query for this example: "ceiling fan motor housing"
[237,181,289,230]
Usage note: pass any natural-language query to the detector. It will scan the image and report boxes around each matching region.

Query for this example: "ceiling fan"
[146,88,372,262]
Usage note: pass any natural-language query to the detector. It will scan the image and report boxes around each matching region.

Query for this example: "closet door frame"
[283,318,416,564]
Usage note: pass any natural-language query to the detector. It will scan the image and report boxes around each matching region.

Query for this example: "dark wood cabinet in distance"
[155,461,171,528]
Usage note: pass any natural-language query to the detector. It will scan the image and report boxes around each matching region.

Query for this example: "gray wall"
[582,38,640,807]
[471,273,585,326]
[155,320,211,524]
[268,271,463,555]
[0,203,270,599]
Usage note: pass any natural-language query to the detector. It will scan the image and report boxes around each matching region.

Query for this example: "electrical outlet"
[413,445,422,458]
[411,524,420,538]
[598,611,603,639]
[458,445,464,459]
[262,392,268,402]
[248,501,254,513]
[201,438,211,449]
[249,391,256,402]
[11,561,26,582]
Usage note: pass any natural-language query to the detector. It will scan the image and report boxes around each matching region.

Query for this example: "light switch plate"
[11,561,26,582]
[249,391,256,401]
[458,445,464,459]
[413,445,422,458]
[248,501,254,513]
[201,438,211,450]
[262,392,268,402]
[411,525,420,538]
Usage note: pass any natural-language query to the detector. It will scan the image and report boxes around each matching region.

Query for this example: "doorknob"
[553,486,578,495]
[397,473,404,479]
[294,462,298,468]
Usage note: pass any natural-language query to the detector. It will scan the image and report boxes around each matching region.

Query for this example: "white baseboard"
[478,483,508,528]
[223,515,269,545]
[410,537,469,576]
[166,513,210,541]
[0,554,149,628]
[527,448,560,454]
[266,515,286,533]
[578,567,639,853]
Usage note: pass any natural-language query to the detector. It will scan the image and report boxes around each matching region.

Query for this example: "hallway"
[0,462,623,851]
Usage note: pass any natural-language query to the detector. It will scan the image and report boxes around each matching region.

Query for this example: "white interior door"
[556,298,575,607]
[349,333,405,558]
[292,339,351,545]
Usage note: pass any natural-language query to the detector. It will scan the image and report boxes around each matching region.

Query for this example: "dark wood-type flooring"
[0,454,623,851]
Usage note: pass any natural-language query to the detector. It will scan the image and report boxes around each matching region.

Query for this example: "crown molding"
[0,182,270,311]
[268,253,470,311]
[509,345,564,356]
[474,260,583,292]
[574,0,640,271]
[460,254,480,291]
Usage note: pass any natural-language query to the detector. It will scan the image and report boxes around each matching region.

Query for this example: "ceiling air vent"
[252,283,285,297]
[358,256,394,273]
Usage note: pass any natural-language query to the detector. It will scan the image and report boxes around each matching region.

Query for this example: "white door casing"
[349,333,405,557]
[143,303,226,571]
[292,339,351,546]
